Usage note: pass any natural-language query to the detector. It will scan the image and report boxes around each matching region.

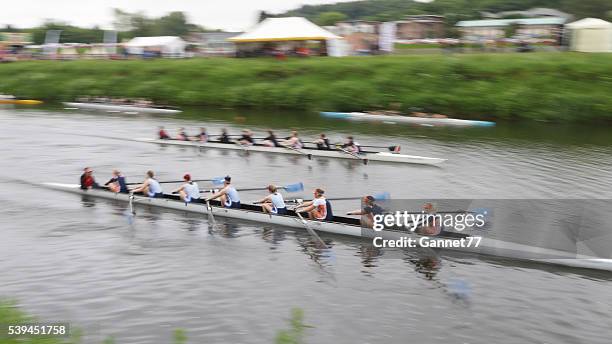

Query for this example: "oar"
[335,143,400,152]
[126,177,225,186]
[337,147,368,165]
[287,192,390,203]
[295,211,328,249]
[205,200,218,228]
[201,182,304,193]
[281,144,312,160]
[301,141,400,152]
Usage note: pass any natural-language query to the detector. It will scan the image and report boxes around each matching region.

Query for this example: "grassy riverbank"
[1,53,611,122]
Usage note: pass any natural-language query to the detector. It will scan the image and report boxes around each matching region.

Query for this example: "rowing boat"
[63,102,181,115]
[0,99,43,105]
[321,112,495,127]
[42,182,612,271]
[133,138,447,166]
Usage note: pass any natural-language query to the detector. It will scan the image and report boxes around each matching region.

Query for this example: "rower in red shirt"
[80,167,99,190]
[158,126,170,139]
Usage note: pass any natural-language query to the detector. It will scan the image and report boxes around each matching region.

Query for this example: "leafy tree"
[316,11,348,26]
[504,21,521,38]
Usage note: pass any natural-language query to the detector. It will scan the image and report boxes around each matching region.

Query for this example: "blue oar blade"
[212,177,225,186]
[373,192,390,201]
[283,182,304,193]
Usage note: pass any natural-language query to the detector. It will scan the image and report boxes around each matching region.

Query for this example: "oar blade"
[211,177,225,186]
[283,182,304,193]
[373,192,390,201]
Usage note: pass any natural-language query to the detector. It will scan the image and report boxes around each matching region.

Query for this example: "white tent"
[566,18,612,53]
[125,36,187,57]
[229,17,340,42]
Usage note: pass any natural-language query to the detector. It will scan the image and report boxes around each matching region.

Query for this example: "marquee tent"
[566,18,612,52]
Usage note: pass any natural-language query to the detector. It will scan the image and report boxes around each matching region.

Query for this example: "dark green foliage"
[282,0,612,25]
[1,53,611,122]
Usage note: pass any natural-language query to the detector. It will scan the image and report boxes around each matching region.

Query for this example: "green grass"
[1,53,611,122]
[0,300,78,344]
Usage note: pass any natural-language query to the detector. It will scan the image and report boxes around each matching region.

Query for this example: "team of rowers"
[79,167,390,227]
[158,127,366,153]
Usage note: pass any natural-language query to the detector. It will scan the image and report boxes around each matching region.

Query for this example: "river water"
[1,106,611,344]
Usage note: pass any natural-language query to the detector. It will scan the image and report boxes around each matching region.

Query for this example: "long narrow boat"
[321,112,495,127]
[63,102,181,115]
[43,182,612,271]
[133,138,447,166]
[0,99,43,105]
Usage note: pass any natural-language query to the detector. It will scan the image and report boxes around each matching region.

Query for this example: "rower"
[196,127,208,142]
[416,203,442,236]
[104,169,128,193]
[346,195,384,228]
[342,136,361,153]
[172,173,200,203]
[257,185,287,215]
[283,130,303,149]
[158,126,170,140]
[262,130,280,147]
[219,128,232,144]
[131,170,163,198]
[313,133,331,150]
[177,128,190,141]
[206,176,241,209]
[238,129,254,146]
[295,188,332,221]
[80,167,99,190]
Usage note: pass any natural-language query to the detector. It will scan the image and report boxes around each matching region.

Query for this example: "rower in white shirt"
[257,185,287,215]
[172,173,200,203]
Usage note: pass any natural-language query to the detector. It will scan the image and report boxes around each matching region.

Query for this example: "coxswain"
[177,128,190,141]
[417,203,442,236]
[346,195,384,228]
[196,127,208,142]
[257,185,287,215]
[158,126,170,140]
[283,131,303,149]
[80,167,99,190]
[295,188,330,221]
[172,173,200,203]
[218,128,232,144]
[262,130,280,147]
[104,169,128,193]
[313,133,331,150]
[206,176,241,209]
[131,170,163,198]
[342,136,360,153]
[238,129,254,146]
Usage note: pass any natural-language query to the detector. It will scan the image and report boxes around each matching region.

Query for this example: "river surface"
[1,106,612,344]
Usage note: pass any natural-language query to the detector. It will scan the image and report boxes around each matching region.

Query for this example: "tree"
[157,12,191,36]
[257,11,271,23]
[316,12,348,26]
[504,21,520,38]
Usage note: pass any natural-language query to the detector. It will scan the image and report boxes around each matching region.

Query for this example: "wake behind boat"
[321,111,495,127]
[42,181,612,272]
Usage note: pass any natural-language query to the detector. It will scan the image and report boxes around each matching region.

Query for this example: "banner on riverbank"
[379,22,396,52]
[0,32,32,44]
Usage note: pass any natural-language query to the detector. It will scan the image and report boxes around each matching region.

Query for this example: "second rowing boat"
[133,138,447,166]
[64,102,181,115]
[321,112,495,127]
